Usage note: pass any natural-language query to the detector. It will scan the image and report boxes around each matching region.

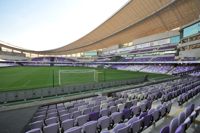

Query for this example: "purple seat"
[182,95,187,103]
[75,114,89,126]
[88,104,95,108]
[125,101,133,109]
[79,105,88,109]
[126,117,138,125]
[152,110,160,122]
[25,128,42,133]
[148,109,155,115]
[146,101,152,110]
[94,101,101,106]
[49,105,56,109]
[178,95,183,105]
[111,112,122,125]
[34,111,46,117]
[29,120,43,129]
[117,124,130,133]
[160,125,169,133]
[89,111,100,121]
[58,108,66,113]
[131,106,140,116]
[100,109,109,116]
[122,109,132,120]
[45,117,58,125]
[175,125,185,133]
[132,100,137,106]
[92,106,100,112]
[69,107,78,113]
[64,126,82,133]
[60,113,71,122]
[190,104,195,113]
[59,110,68,116]
[157,105,162,110]
[160,106,167,117]
[108,101,115,107]
[83,121,97,133]
[32,115,46,122]
[61,119,74,131]
[138,112,147,119]
[185,107,191,118]
[72,111,82,119]
[100,131,110,133]
[110,106,118,114]
[97,116,110,130]
[185,104,194,118]
[82,108,91,115]
[101,103,108,109]
[47,108,57,113]
[170,118,179,133]
[143,114,153,128]
[166,102,172,114]
[43,123,59,133]
[115,99,122,105]
[130,118,143,133]
[112,123,127,133]
[47,109,57,114]
[118,104,125,112]
[178,112,186,125]
[140,103,147,112]
[47,106,56,110]
[47,112,57,118]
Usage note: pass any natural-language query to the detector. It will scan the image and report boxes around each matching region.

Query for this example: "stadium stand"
[0,62,18,67]
[0,1,200,133]
[140,65,173,74]
[31,57,77,63]
[110,64,200,75]
[23,77,200,133]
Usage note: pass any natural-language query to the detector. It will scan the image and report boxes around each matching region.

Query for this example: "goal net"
[58,69,100,86]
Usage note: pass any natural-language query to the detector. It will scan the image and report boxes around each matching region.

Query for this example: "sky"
[0,0,129,51]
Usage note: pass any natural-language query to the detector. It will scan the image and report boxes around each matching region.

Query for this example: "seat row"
[26,101,171,133]
[102,102,172,133]
[117,77,199,103]
[178,86,200,105]
[33,96,115,118]
[160,104,200,133]
[31,97,137,125]
[26,99,154,133]
[161,80,200,104]
[100,102,172,133]
[117,84,164,101]
[25,77,199,133]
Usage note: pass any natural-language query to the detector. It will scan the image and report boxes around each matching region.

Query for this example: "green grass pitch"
[0,66,171,92]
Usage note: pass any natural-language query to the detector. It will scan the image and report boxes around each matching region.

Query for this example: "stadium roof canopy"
[1,0,200,55]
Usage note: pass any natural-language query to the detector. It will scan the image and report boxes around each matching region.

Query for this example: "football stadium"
[0,0,200,133]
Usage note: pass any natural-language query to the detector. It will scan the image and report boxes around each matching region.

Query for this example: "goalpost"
[58,69,100,86]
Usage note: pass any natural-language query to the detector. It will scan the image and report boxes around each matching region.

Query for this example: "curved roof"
[1,0,200,55]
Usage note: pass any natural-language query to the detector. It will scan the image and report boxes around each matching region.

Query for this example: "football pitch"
[0,66,171,92]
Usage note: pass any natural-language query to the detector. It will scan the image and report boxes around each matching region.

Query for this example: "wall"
[0,77,145,103]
